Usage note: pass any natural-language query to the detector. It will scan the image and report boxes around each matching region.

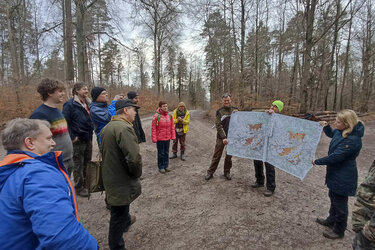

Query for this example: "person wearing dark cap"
[251,100,284,197]
[127,91,146,144]
[101,98,142,250]
[90,87,121,145]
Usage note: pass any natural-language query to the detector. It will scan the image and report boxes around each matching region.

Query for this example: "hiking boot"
[316,218,333,228]
[323,229,344,239]
[180,152,185,161]
[169,152,177,159]
[205,173,213,181]
[165,168,171,172]
[264,190,274,197]
[124,215,137,233]
[224,173,232,180]
[251,182,264,188]
[77,188,89,197]
[130,215,136,225]
[159,169,166,174]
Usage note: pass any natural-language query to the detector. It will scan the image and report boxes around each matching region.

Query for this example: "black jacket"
[133,110,146,143]
[63,97,93,141]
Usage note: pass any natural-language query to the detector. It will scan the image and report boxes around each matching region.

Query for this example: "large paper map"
[227,112,323,180]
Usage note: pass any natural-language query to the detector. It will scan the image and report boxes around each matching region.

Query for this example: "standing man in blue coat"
[314,109,365,239]
[63,82,93,197]
[0,118,98,249]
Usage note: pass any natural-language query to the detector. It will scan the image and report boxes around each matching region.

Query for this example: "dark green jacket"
[100,116,142,206]
[215,106,238,139]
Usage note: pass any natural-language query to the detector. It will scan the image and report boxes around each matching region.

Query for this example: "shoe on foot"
[77,188,89,197]
[124,215,137,232]
[180,152,185,161]
[224,173,232,180]
[251,182,264,188]
[316,218,333,228]
[263,190,274,197]
[165,168,171,172]
[323,229,344,239]
[130,215,136,225]
[159,169,166,174]
[169,152,177,159]
[205,173,213,181]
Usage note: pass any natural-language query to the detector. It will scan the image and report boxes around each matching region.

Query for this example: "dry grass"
[0,85,189,127]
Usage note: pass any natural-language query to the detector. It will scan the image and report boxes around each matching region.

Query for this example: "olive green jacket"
[100,115,142,206]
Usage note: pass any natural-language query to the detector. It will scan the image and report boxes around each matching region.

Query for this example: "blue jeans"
[157,140,170,169]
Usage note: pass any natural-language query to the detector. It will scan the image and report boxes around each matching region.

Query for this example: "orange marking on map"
[279,146,296,156]
[249,123,262,130]
[245,137,254,145]
[288,131,305,141]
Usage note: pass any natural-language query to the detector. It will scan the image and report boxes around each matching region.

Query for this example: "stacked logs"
[292,111,368,121]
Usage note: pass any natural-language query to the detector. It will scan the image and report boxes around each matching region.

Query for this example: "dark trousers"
[72,140,92,189]
[253,160,276,192]
[326,190,348,236]
[157,140,170,169]
[108,205,131,250]
[172,132,186,153]
[207,138,232,175]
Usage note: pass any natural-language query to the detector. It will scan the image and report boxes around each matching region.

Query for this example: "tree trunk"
[340,5,353,110]
[64,0,74,82]
[300,0,317,113]
[75,0,86,82]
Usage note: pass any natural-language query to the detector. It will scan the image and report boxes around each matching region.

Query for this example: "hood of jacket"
[0,150,65,192]
[350,121,365,138]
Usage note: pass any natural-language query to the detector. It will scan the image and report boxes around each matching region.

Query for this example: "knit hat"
[178,102,185,107]
[272,100,284,112]
[91,87,106,102]
[127,91,139,100]
[115,99,140,110]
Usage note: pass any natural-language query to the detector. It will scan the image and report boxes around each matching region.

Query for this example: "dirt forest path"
[80,110,374,250]
[1,111,374,249]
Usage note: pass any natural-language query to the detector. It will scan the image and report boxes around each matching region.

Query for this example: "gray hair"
[1,118,50,151]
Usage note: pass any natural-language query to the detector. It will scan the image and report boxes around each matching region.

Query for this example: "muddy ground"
[1,111,374,249]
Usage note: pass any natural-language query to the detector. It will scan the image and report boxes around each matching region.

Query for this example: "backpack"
[156,113,171,126]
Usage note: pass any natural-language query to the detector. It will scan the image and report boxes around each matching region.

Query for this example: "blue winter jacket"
[90,101,115,144]
[63,97,93,141]
[315,122,365,196]
[0,150,98,250]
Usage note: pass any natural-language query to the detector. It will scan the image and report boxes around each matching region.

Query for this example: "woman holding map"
[313,109,364,240]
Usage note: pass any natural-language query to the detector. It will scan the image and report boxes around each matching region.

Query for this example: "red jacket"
[151,108,176,142]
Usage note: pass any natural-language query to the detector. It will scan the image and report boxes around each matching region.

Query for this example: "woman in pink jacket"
[152,101,176,173]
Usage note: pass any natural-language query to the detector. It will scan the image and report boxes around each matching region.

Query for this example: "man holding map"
[251,100,284,197]
[205,93,238,181]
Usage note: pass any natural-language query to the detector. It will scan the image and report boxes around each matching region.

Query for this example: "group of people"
[0,78,191,249]
[207,94,372,248]
[0,78,374,249]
